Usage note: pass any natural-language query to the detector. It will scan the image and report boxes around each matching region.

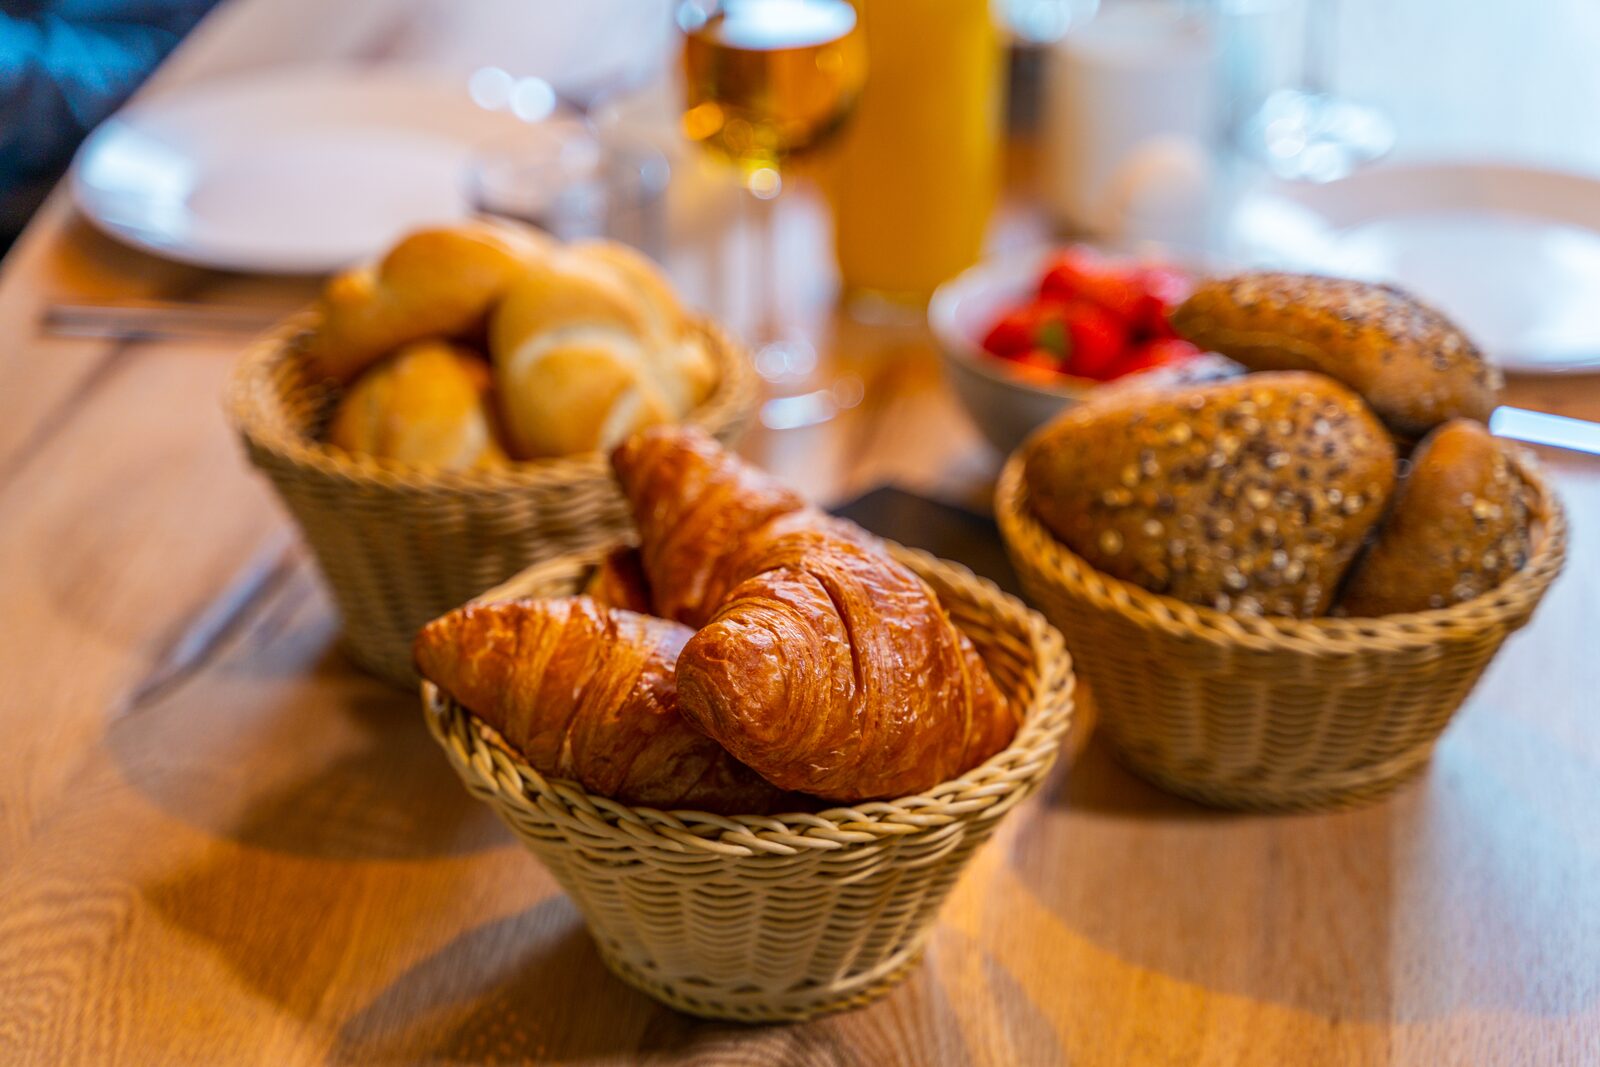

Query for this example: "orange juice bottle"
[830,0,1004,306]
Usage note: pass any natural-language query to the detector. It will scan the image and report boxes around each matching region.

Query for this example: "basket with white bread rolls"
[417,426,1074,1022]
[997,270,1566,810]
[226,219,757,686]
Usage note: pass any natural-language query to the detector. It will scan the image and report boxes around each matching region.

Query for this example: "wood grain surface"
[1,2,1598,1064]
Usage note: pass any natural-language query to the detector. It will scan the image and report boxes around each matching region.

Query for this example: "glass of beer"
[678,0,866,428]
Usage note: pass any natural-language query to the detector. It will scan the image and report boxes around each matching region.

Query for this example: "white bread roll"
[307,219,553,383]
[326,340,506,470]
[490,242,716,459]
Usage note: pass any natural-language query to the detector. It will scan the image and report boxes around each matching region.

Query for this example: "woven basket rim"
[224,309,758,493]
[995,438,1568,656]
[422,541,1075,858]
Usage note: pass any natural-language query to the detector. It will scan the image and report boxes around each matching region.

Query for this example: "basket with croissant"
[226,220,757,686]
[998,272,1566,811]
[418,428,1075,1022]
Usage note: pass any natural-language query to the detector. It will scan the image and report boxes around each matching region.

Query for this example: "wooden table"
[2,2,1598,1064]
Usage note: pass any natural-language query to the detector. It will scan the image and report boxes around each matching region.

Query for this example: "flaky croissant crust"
[675,526,1016,800]
[612,426,807,627]
[611,427,1017,801]
[414,596,789,814]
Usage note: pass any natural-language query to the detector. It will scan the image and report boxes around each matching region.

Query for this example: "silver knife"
[41,301,284,340]
[1490,406,1600,457]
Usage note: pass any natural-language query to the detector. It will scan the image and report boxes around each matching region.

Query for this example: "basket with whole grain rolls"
[419,428,1074,1021]
[226,220,757,686]
[997,271,1566,810]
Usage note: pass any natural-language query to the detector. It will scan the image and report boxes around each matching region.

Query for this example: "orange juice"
[830,0,1004,305]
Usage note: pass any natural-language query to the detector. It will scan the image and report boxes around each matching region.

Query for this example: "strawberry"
[1129,264,1194,340]
[1009,348,1065,379]
[982,303,1049,356]
[1114,338,1201,378]
[1060,301,1127,380]
[1038,246,1105,305]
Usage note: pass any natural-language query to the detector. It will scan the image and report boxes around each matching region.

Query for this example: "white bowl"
[929,248,1232,454]
[929,250,1086,455]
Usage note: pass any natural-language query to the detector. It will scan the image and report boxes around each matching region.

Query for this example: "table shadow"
[1010,717,1600,1026]
[107,591,507,862]
[335,903,1064,1067]
[334,898,660,1065]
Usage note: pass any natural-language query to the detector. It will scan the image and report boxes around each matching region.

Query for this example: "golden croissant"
[414,596,790,814]
[581,546,655,615]
[613,426,1018,800]
[611,425,808,626]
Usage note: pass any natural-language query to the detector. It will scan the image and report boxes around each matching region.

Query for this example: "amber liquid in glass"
[681,0,866,174]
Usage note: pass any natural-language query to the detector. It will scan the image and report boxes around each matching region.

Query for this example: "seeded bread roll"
[1339,419,1535,616]
[1023,372,1396,617]
[1171,273,1501,438]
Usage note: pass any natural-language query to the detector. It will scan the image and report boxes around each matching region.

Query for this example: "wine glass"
[677,0,867,429]
[1239,0,1394,182]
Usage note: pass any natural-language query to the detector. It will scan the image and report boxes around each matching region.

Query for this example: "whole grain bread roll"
[1171,272,1501,438]
[1023,371,1396,617]
[1338,419,1535,616]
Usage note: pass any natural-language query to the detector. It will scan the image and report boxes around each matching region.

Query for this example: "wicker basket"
[226,314,757,687]
[422,543,1074,1022]
[996,444,1565,811]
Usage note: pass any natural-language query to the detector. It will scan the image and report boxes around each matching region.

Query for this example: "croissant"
[414,597,790,814]
[581,546,655,615]
[676,525,1017,800]
[306,219,552,383]
[611,425,808,626]
[612,426,1017,800]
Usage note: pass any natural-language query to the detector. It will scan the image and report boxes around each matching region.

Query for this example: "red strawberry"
[1129,264,1194,340]
[982,303,1050,356]
[1061,301,1128,380]
[1009,348,1065,377]
[1079,271,1148,324]
[1114,338,1201,378]
[1038,246,1105,305]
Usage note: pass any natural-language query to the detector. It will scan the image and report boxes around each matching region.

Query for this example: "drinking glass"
[471,115,672,259]
[677,0,867,429]
[1239,0,1394,182]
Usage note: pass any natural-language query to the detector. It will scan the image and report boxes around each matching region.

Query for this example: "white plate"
[1231,162,1600,374]
[71,67,535,274]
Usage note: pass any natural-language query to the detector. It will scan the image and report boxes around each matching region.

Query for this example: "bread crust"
[325,340,504,469]
[1339,419,1535,615]
[1172,273,1501,437]
[615,427,1017,801]
[415,596,791,814]
[307,219,550,382]
[1024,372,1396,616]
[676,525,1016,801]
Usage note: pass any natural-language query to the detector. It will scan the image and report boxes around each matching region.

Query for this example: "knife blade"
[1489,406,1600,456]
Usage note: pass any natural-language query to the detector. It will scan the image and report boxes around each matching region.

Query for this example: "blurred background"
[7,0,1600,393]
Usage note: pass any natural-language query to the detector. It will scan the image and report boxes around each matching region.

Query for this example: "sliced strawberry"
[1061,301,1128,380]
